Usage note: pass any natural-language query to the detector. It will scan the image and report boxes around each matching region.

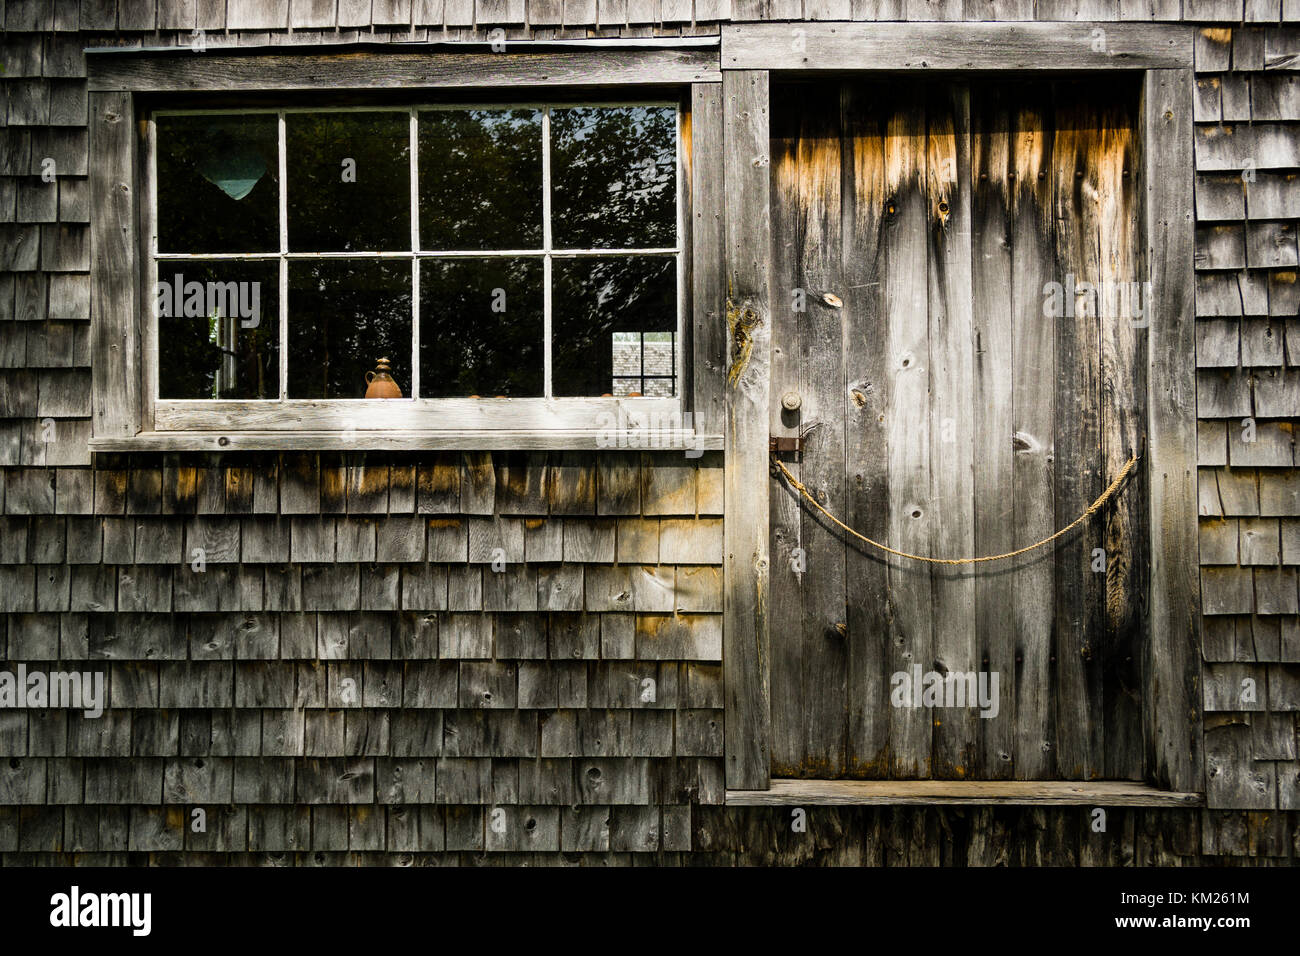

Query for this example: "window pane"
[288,259,412,399]
[157,260,279,399]
[156,114,279,254]
[552,256,676,397]
[550,106,676,250]
[287,111,411,252]
[419,258,544,398]
[419,109,543,252]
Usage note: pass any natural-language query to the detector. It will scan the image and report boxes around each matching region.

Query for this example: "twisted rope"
[770,453,1139,565]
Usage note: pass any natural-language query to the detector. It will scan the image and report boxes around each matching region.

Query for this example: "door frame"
[714,23,1201,795]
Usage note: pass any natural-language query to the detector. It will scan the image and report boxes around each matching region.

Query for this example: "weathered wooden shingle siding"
[0,1,1298,863]
[1190,25,1300,821]
[0,450,725,859]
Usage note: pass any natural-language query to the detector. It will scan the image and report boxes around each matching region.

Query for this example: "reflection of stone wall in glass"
[612,339,675,396]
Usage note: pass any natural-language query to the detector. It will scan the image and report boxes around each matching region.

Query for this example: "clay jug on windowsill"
[364,357,403,399]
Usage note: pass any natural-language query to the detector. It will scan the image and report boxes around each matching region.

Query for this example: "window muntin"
[150,102,681,411]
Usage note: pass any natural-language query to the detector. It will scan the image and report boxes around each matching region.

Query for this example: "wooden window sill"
[88,430,724,453]
[725,780,1204,807]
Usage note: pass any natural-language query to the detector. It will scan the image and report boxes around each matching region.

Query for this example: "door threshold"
[725,779,1204,807]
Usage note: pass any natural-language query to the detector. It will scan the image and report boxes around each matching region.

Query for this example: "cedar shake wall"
[0,0,1297,864]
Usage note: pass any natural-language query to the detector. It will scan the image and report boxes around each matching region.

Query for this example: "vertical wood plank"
[970,84,1017,780]
[1143,68,1202,794]
[89,92,139,439]
[1053,83,1104,781]
[883,86,933,779]
[1094,81,1148,781]
[768,81,847,777]
[794,85,847,776]
[691,83,727,436]
[722,69,773,791]
[926,82,977,780]
[1010,91,1057,780]
[767,83,806,778]
[842,81,894,780]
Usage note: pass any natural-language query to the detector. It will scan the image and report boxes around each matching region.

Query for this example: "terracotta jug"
[364,357,403,399]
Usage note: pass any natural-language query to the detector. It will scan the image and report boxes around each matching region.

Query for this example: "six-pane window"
[152,104,680,403]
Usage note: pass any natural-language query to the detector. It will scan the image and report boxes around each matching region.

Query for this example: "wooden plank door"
[768,77,1148,782]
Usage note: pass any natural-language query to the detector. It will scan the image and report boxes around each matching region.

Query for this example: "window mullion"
[542,106,553,400]
[277,110,288,402]
[675,102,684,403]
[410,107,420,401]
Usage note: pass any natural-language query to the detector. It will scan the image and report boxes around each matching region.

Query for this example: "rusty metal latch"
[769,435,804,454]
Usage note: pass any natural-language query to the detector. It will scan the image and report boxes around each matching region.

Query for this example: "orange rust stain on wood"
[849,115,888,234]
[1012,108,1051,232]
[926,110,957,230]
[793,132,841,260]
[173,465,197,506]
[226,465,253,504]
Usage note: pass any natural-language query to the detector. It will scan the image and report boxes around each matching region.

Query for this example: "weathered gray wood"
[155,397,693,434]
[87,47,722,92]
[799,91,848,777]
[89,430,723,452]
[722,70,772,791]
[691,83,727,437]
[769,81,848,778]
[721,23,1194,72]
[1094,82,1147,782]
[841,82,895,781]
[1010,91,1057,780]
[1052,82,1108,782]
[883,87,934,779]
[725,779,1204,806]
[767,85,807,779]
[926,83,977,780]
[1142,69,1202,795]
[89,91,139,440]
[970,85,1016,781]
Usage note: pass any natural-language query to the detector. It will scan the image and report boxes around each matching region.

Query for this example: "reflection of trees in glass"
[550,107,676,249]
[553,256,675,397]
[288,260,412,399]
[157,261,279,400]
[419,109,543,251]
[156,114,280,253]
[420,258,544,397]
[287,112,410,252]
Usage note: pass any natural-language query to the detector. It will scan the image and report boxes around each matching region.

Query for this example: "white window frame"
[143,101,687,436]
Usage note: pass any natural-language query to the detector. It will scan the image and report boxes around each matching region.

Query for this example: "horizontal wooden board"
[722,23,1193,72]
[88,430,724,452]
[87,47,722,92]
[154,398,685,431]
[726,779,1204,807]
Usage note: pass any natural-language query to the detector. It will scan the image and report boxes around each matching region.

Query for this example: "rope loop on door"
[770,453,1139,566]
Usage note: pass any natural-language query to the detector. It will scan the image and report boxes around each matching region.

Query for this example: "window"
[146,101,683,430]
